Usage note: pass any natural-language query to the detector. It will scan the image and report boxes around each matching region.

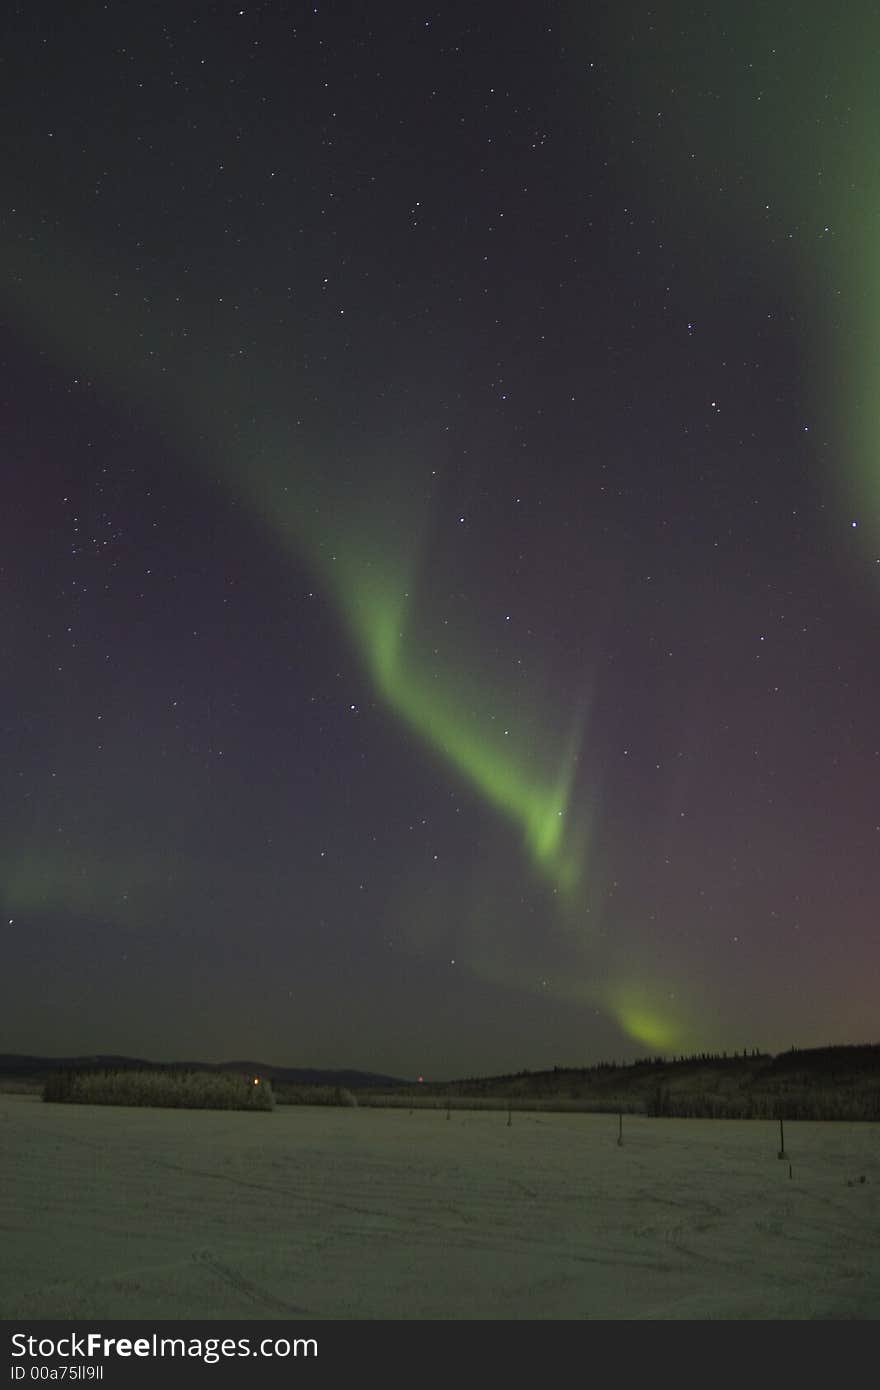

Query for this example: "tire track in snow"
[191,1248,316,1316]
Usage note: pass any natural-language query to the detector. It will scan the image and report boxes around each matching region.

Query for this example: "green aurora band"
[595,1,880,571]
[3,234,593,909]
[229,441,594,898]
[28,29,835,1048]
[562,0,880,1048]
[0,208,700,1054]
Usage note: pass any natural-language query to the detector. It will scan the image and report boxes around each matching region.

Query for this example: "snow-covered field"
[2,1093,877,1319]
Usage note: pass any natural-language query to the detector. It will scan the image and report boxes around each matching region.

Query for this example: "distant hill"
[370,1043,880,1122]
[3,1045,879,1120]
[0,1053,408,1090]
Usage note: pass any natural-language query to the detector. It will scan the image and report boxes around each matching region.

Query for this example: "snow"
[1,1094,877,1319]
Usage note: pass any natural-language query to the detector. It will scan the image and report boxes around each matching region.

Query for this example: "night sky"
[2,2,877,1080]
